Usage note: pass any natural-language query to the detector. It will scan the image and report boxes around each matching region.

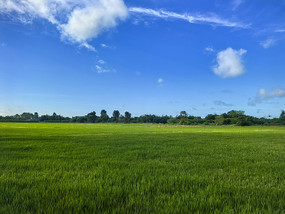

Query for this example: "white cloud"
[101,43,108,48]
[260,39,275,49]
[213,47,247,78]
[248,88,285,106]
[129,7,249,28]
[0,0,128,50]
[60,1,128,45]
[205,46,214,52]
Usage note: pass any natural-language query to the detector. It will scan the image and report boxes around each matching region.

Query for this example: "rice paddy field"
[0,123,285,213]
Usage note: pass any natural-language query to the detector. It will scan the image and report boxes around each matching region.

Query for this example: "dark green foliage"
[215,115,225,125]
[205,114,216,122]
[135,115,170,124]
[40,113,70,122]
[86,111,97,123]
[0,109,284,126]
[167,117,180,124]
[100,109,109,123]
[280,110,285,125]
[112,110,120,123]
[124,111,131,123]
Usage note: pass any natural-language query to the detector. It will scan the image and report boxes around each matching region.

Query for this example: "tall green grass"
[1,123,285,213]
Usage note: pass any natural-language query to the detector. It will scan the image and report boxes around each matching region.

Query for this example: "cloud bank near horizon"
[248,88,285,106]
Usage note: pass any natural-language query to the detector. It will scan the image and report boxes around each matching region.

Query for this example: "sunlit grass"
[1,123,285,213]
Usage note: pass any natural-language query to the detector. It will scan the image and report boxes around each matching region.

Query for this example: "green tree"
[167,117,179,124]
[112,110,120,123]
[180,111,187,117]
[124,111,131,123]
[87,111,97,123]
[34,112,39,120]
[179,111,188,125]
[21,112,34,120]
[100,110,109,123]
[280,110,285,125]
[227,110,245,118]
[215,115,225,125]
[205,114,216,121]
[52,112,57,121]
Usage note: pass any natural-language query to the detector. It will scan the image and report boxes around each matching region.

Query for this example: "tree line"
[0,109,285,126]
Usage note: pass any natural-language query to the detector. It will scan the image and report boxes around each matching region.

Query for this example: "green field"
[1,123,285,213]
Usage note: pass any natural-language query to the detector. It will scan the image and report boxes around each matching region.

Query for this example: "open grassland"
[0,123,285,213]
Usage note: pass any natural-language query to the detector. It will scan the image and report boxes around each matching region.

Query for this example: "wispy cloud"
[232,0,244,10]
[260,38,275,49]
[98,60,106,65]
[205,46,215,52]
[129,7,249,28]
[158,78,164,86]
[94,58,117,73]
[0,0,128,50]
[100,43,115,49]
[214,100,233,107]
[275,29,285,33]
[96,65,116,74]
[213,47,247,78]
[248,88,285,106]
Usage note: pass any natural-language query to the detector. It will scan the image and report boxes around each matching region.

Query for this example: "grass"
[0,123,285,213]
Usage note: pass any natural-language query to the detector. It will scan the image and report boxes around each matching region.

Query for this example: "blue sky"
[0,0,285,118]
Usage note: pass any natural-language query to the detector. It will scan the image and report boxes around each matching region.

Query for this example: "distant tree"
[112,110,120,123]
[227,110,245,118]
[34,112,39,120]
[179,111,188,125]
[77,116,87,123]
[236,118,250,126]
[14,114,21,119]
[124,111,131,123]
[87,111,97,123]
[205,114,216,121]
[180,111,188,117]
[100,109,109,123]
[21,112,34,120]
[190,116,203,125]
[280,110,285,125]
[223,118,232,125]
[167,117,179,124]
[52,112,58,121]
[215,115,225,125]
